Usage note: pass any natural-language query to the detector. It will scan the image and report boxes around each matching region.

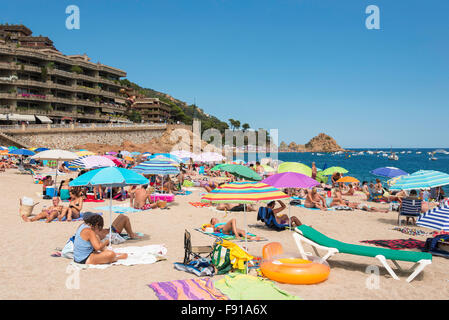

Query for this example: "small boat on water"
[416,151,422,154]
[388,152,399,161]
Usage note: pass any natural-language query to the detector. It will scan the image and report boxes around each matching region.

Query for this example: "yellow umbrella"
[76,151,96,156]
[336,176,359,183]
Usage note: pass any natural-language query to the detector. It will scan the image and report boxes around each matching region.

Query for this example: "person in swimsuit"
[73,214,128,265]
[203,180,217,193]
[58,178,73,201]
[265,200,302,227]
[305,187,327,210]
[330,188,357,208]
[311,162,317,180]
[356,203,389,212]
[129,184,160,210]
[21,197,67,223]
[59,188,84,221]
[342,184,355,196]
[210,217,260,240]
[215,203,257,212]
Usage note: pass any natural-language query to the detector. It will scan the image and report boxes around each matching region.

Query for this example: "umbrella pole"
[244,203,248,275]
[109,187,113,249]
[54,160,59,196]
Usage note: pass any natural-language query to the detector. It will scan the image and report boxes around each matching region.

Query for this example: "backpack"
[210,240,232,275]
[424,234,449,258]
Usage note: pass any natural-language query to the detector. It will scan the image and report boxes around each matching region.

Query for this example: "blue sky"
[2,0,449,148]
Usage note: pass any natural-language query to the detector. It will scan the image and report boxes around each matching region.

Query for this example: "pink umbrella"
[103,155,124,167]
[262,172,320,189]
[106,151,118,155]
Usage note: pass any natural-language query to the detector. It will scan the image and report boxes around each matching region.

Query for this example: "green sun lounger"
[293,225,432,283]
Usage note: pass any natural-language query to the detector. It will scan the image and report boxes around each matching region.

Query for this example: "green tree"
[242,123,250,132]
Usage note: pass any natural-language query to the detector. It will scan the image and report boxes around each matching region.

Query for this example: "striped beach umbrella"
[102,155,124,167]
[389,170,449,191]
[417,203,449,231]
[201,181,290,272]
[149,153,181,162]
[201,181,289,204]
[131,159,180,175]
[69,155,116,169]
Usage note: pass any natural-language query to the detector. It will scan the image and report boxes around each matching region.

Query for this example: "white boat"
[382,153,388,157]
[429,157,438,161]
[416,152,422,154]
[367,151,374,155]
[388,153,399,160]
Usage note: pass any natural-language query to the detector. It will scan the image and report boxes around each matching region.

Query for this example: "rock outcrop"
[279,133,345,153]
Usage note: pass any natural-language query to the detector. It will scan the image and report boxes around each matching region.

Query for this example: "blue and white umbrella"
[149,153,181,163]
[371,167,408,178]
[417,202,449,231]
[132,159,180,175]
[389,170,449,191]
[9,148,35,156]
[68,155,116,169]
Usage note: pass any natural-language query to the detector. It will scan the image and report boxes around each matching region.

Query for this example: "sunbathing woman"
[59,187,84,221]
[266,200,302,227]
[210,217,260,240]
[330,189,358,208]
[342,184,355,196]
[21,197,67,223]
[305,187,327,210]
[73,214,128,265]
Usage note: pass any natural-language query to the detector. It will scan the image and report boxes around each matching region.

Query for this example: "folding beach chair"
[293,225,432,282]
[398,199,422,226]
[183,229,213,264]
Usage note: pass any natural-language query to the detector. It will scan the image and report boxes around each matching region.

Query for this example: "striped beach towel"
[149,278,229,300]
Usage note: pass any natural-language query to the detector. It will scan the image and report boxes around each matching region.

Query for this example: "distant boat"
[388,154,399,160]
[416,151,422,154]
[429,157,438,161]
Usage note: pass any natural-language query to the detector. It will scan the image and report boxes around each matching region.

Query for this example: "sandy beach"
[1,169,448,300]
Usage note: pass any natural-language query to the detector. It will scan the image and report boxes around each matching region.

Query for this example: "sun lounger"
[293,225,432,282]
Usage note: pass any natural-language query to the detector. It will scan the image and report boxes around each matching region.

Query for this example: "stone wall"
[4,124,192,149]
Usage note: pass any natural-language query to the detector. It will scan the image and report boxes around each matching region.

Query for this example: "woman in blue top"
[73,214,128,265]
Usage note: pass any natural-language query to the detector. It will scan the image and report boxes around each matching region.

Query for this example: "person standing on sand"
[311,162,317,180]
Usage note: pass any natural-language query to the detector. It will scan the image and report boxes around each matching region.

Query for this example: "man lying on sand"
[210,217,260,240]
[22,197,67,223]
[215,203,256,212]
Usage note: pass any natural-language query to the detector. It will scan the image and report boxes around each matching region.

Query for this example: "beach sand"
[1,170,449,300]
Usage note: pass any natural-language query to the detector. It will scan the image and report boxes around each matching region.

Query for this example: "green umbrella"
[315,171,328,183]
[321,166,348,176]
[277,162,312,177]
[211,163,229,171]
[213,164,262,181]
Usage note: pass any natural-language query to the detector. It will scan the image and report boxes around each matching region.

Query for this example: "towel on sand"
[189,202,211,208]
[149,278,229,300]
[194,228,267,242]
[93,206,142,214]
[214,273,300,300]
[70,244,167,269]
[40,212,102,222]
[360,238,426,250]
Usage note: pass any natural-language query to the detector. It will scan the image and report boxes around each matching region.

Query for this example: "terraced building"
[0,24,130,124]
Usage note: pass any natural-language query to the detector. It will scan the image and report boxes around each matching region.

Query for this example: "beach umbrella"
[389,170,449,191]
[262,172,320,189]
[170,150,194,160]
[31,149,79,191]
[387,175,407,187]
[68,155,116,169]
[262,172,320,230]
[124,156,134,162]
[336,176,359,184]
[8,146,18,151]
[277,162,312,177]
[120,151,132,157]
[34,147,49,152]
[150,153,181,162]
[106,151,118,155]
[70,167,149,246]
[9,148,35,156]
[201,181,290,272]
[131,152,141,157]
[371,167,408,178]
[321,166,348,176]
[102,155,124,167]
[211,164,262,181]
[0,146,7,151]
[149,156,180,165]
[76,150,96,157]
[261,164,275,173]
[417,202,449,231]
[132,159,180,175]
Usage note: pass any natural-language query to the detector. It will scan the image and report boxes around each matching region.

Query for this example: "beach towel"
[392,227,430,237]
[292,203,335,211]
[83,199,105,203]
[149,278,229,300]
[360,238,426,250]
[194,228,267,242]
[93,205,142,214]
[175,190,192,196]
[189,202,211,208]
[70,244,167,269]
[39,212,102,222]
[214,273,300,300]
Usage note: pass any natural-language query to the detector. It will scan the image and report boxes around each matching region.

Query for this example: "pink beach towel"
[149,278,229,300]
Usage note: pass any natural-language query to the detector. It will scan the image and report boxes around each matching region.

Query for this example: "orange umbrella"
[124,156,134,162]
[336,176,359,183]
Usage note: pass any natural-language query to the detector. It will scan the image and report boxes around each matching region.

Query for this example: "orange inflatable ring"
[260,242,330,285]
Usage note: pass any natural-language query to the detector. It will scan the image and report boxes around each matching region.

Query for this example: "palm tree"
[242,123,250,132]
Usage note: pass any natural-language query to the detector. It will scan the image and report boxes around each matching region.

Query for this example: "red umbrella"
[102,155,124,167]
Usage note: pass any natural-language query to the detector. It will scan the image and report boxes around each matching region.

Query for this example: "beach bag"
[61,236,75,259]
[19,197,38,217]
[211,241,232,275]
[424,234,449,258]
